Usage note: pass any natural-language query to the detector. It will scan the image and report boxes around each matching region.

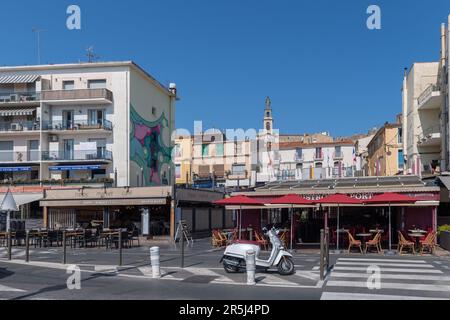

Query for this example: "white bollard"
[246,250,256,285]
[150,246,161,279]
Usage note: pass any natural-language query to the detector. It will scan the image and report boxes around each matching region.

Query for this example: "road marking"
[294,271,320,281]
[94,265,118,273]
[326,280,450,292]
[257,274,299,286]
[0,285,25,292]
[333,266,443,274]
[336,261,434,268]
[321,292,449,300]
[338,258,427,264]
[330,272,450,282]
[184,267,235,283]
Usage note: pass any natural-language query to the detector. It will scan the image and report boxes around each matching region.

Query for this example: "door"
[88,109,105,126]
[63,139,74,160]
[0,141,13,162]
[62,110,74,129]
[89,138,106,158]
[28,140,39,162]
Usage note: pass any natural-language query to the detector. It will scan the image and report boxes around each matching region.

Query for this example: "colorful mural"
[130,105,172,185]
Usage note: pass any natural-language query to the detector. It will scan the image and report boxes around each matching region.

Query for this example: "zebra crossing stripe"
[336,262,434,268]
[257,274,300,286]
[330,272,450,282]
[0,285,25,292]
[333,266,443,274]
[321,292,449,300]
[184,267,235,283]
[338,258,427,264]
[327,280,450,292]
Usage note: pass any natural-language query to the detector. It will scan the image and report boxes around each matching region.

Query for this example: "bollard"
[246,250,256,285]
[325,228,330,270]
[7,231,12,261]
[150,247,161,279]
[320,229,325,281]
[180,230,185,269]
[62,230,67,265]
[118,230,123,266]
[25,230,30,263]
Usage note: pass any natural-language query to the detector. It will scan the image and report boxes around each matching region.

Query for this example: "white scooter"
[220,228,295,276]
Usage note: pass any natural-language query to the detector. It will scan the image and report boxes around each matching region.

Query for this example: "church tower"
[264,96,273,134]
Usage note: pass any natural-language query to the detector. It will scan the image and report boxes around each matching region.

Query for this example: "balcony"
[41,89,113,105]
[0,178,114,187]
[418,84,441,110]
[42,120,113,132]
[0,121,40,133]
[418,125,441,148]
[0,91,40,105]
[0,150,40,163]
[42,150,113,162]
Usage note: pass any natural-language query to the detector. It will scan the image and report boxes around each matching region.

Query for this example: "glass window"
[315,148,322,159]
[88,79,107,89]
[232,164,246,175]
[216,144,224,156]
[398,150,404,169]
[335,146,342,158]
[63,81,75,90]
[295,148,303,160]
[175,164,181,179]
[88,109,105,125]
[202,144,209,157]
[398,128,403,144]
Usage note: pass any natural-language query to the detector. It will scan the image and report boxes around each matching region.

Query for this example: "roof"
[235,176,439,196]
[0,61,177,99]
[279,140,355,150]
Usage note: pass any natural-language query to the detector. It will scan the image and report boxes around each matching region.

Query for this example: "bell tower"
[264,96,273,134]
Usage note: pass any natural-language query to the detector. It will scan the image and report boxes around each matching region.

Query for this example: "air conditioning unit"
[10,123,23,131]
[49,135,59,142]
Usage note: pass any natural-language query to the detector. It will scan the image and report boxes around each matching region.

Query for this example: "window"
[266,111,270,117]
[266,122,271,131]
[175,164,181,179]
[0,141,13,162]
[232,164,246,176]
[88,109,105,125]
[202,144,209,157]
[315,148,323,159]
[174,144,182,158]
[216,144,224,156]
[295,148,303,161]
[335,146,342,158]
[89,138,107,158]
[63,81,75,90]
[88,79,107,89]
[236,142,243,155]
[398,150,404,169]
[398,128,403,144]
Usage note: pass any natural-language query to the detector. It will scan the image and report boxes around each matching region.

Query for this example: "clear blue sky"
[0,0,449,136]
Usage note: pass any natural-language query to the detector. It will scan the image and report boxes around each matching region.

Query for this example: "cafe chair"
[397,231,415,255]
[419,231,437,255]
[364,232,382,254]
[255,231,269,251]
[347,231,363,254]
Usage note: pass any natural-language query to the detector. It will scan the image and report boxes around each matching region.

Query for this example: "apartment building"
[367,116,404,177]
[354,132,376,176]
[0,61,177,188]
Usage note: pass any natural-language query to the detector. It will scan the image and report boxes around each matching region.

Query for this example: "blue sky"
[0,0,449,136]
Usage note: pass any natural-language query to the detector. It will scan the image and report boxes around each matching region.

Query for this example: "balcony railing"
[0,178,114,187]
[0,91,40,104]
[41,89,113,102]
[314,153,324,160]
[0,121,40,132]
[418,84,440,107]
[42,150,113,161]
[0,150,40,163]
[42,119,113,131]
[418,125,441,144]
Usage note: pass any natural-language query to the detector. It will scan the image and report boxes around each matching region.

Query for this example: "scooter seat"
[231,240,260,246]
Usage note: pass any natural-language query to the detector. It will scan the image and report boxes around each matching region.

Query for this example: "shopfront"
[234,176,440,246]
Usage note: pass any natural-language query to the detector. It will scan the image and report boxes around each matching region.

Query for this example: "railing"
[42,150,113,161]
[0,121,40,132]
[418,84,440,106]
[0,178,114,186]
[42,119,113,131]
[41,89,113,102]
[0,150,40,162]
[0,91,40,103]
[418,125,441,143]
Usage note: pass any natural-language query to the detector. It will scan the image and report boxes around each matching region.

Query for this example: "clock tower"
[264,96,273,134]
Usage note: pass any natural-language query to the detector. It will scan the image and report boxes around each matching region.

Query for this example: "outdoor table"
[356,233,373,250]
[408,233,424,253]
[409,229,427,234]
[370,229,384,233]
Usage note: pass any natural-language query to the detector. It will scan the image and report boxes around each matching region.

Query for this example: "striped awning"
[0,108,36,116]
[0,74,40,84]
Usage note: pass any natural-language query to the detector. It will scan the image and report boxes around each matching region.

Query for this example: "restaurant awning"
[315,194,363,206]
[214,195,265,206]
[0,108,36,116]
[364,193,417,205]
[49,165,102,171]
[0,167,32,172]
[0,193,42,207]
[268,194,314,207]
[0,74,40,84]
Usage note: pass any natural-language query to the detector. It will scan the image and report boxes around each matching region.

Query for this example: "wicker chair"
[397,231,415,255]
[347,231,363,254]
[419,232,437,255]
[255,231,269,251]
[364,232,382,254]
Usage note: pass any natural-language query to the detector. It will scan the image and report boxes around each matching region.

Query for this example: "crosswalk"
[135,265,323,288]
[321,257,450,300]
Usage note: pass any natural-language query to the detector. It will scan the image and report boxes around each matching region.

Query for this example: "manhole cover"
[182,275,217,284]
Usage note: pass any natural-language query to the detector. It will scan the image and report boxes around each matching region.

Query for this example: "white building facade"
[0,61,177,188]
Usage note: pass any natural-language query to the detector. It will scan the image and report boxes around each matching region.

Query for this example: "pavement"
[0,239,450,300]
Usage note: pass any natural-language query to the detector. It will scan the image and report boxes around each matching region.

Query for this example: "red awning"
[269,194,314,205]
[214,195,265,206]
[364,193,417,204]
[316,194,362,205]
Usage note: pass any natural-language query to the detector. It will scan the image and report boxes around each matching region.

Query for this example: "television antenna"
[86,46,100,63]
[32,28,46,64]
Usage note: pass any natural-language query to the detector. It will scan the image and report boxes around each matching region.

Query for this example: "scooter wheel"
[223,262,239,273]
[278,257,295,276]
